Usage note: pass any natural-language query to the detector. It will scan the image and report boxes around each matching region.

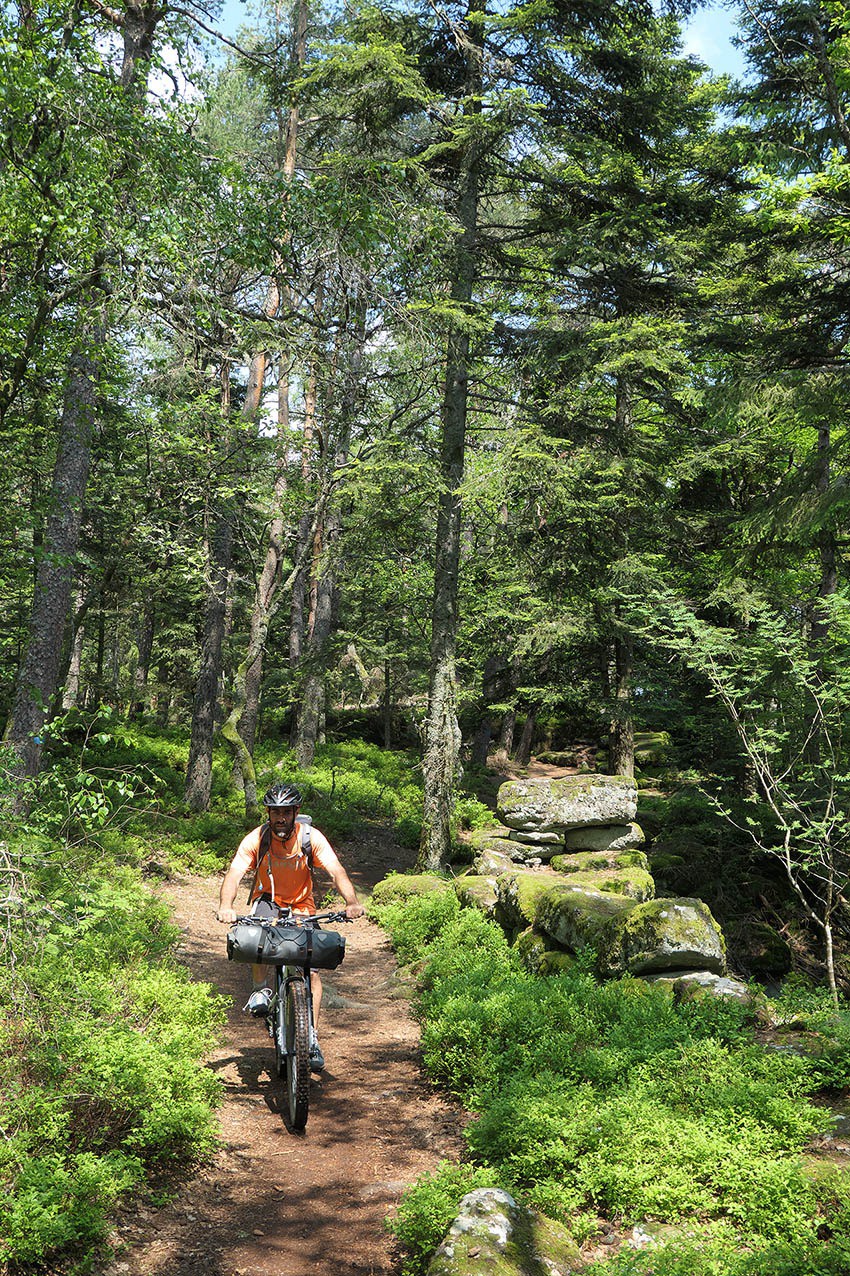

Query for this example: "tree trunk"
[7,1,162,776]
[419,0,483,871]
[383,651,392,749]
[131,602,155,716]
[61,593,86,711]
[470,654,502,768]
[608,630,634,778]
[184,517,233,812]
[292,291,366,768]
[155,655,172,726]
[514,707,537,768]
[7,341,100,775]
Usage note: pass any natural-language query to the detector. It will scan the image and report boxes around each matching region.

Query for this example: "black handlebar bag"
[227,921,346,970]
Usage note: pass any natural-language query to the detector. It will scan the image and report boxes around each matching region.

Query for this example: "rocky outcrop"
[497,774,637,833]
[563,822,644,853]
[455,875,499,918]
[452,778,736,997]
[428,1188,580,1276]
[597,898,726,977]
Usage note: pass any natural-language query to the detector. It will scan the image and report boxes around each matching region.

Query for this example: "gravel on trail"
[98,831,466,1276]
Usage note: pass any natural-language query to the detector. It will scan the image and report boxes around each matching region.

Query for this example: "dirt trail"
[99,830,465,1276]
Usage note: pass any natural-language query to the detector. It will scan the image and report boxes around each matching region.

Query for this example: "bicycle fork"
[269,967,314,1055]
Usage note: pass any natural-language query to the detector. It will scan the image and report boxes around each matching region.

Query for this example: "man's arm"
[217,844,256,923]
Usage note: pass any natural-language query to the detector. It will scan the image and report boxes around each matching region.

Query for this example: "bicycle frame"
[236,906,350,1130]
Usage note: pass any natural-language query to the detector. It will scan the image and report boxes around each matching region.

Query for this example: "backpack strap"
[247,822,272,903]
[296,814,313,870]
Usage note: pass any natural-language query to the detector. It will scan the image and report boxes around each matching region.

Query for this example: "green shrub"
[0,862,225,1270]
[389,1161,500,1276]
[377,892,850,1273]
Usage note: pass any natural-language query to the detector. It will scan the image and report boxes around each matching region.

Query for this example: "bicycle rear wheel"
[285,976,311,1130]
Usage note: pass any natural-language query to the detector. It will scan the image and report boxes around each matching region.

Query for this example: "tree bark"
[292,290,366,768]
[607,629,634,778]
[61,589,86,711]
[7,342,100,775]
[514,707,537,768]
[419,0,484,871]
[184,517,233,811]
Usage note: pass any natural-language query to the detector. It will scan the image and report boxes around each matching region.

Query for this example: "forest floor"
[96,824,466,1276]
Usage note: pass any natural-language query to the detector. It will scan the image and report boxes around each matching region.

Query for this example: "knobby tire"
[285,976,311,1130]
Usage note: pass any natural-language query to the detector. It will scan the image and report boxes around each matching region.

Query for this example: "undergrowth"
[373,891,850,1276]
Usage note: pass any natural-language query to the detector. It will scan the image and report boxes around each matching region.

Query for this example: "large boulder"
[497,775,637,833]
[535,882,637,952]
[428,1188,579,1276]
[548,866,654,903]
[563,822,645,854]
[455,875,499,919]
[514,927,575,977]
[495,871,565,935]
[599,898,726,977]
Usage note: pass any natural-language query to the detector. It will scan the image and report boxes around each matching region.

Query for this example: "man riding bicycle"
[216,782,364,1072]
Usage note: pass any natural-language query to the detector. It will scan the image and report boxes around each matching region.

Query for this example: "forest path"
[99,828,465,1276]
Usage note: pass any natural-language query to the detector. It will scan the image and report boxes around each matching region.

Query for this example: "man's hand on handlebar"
[217,906,238,924]
[345,902,365,920]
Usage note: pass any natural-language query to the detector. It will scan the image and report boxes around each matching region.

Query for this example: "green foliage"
[0,791,226,1269]
[390,1161,500,1276]
[376,892,850,1273]
[254,738,426,846]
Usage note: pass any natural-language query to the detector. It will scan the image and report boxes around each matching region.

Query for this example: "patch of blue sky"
[680,3,748,81]
[211,1,750,86]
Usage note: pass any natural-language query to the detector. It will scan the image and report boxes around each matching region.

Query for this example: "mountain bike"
[228,907,350,1131]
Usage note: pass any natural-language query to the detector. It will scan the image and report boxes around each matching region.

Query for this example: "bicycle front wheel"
[285,976,311,1130]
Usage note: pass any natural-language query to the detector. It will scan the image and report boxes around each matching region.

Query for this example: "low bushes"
[373,891,850,1276]
[0,857,225,1269]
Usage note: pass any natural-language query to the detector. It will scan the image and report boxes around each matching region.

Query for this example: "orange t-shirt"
[239,822,337,913]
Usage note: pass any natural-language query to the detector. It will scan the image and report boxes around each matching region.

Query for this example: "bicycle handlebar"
[234,908,354,926]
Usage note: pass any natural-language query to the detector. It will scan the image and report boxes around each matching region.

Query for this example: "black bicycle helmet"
[262,782,302,808]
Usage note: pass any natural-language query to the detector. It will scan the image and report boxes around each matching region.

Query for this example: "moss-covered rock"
[669,970,753,1006]
[497,774,637,833]
[513,926,574,977]
[550,866,654,903]
[633,730,673,766]
[535,882,637,952]
[495,871,565,935]
[599,897,726,977]
[473,848,515,876]
[455,875,499,918]
[468,825,525,854]
[551,849,650,875]
[428,1188,580,1276]
[370,873,452,907]
[563,822,645,853]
